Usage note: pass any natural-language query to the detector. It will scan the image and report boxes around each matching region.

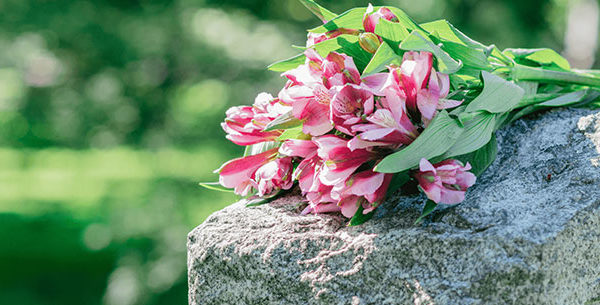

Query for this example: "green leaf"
[199,182,234,193]
[244,141,280,157]
[297,0,337,23]
[454,134,498,176]
[348,204,374,226]
[362,42,402,76]
[503,48,570,71]
[309,7,367,33]
[373,18,410,47]
[438,40,491,70]
[375,110,464,173]
[420,19,486,48]
[465,71,525,113]
[277,126,311,141]
[399,32,462,74]
[268,54,306,72]
[264,110,302,131]
[386,172,410,195]
[385,7,424,32]
[242,190,285,207]
[415,200,437,224]
[311,34,359,56]
[444,112,497,157]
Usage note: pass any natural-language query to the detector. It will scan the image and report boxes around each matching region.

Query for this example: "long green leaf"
[374,19,410,48]
[297,0,337,23]
[399,32,462,74]
[385,7,424,32]
[438,40,491,70]
[444,112,497,157]
[362,42,401,76]
[199,182,234,193]
[268,54,306,72]
[503,48,570,71]
[415,200,437,224]
[309,7,367,33]
[375,110,464,173]
[465,71,525,113]
[312,34,359,56]
[420,19,486,48]
[454,134,498,176]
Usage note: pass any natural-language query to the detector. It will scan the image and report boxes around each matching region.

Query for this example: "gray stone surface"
[188,108,600,305]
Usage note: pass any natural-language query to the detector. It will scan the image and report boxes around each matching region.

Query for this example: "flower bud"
[358,32,381,54]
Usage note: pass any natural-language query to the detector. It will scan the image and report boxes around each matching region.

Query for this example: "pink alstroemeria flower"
[222,93,291,146]
[348,94,419,150]
[330,84,374,136]
[383,51,456,122]
[279,50,361,136]
[331,170,393,217]
[414,158,477,204]
[254,157,294,197]
[363,4,399,33]
[216,148,278,196]
[313,135,372,186]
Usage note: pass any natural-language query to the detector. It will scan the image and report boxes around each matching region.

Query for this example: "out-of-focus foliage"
[0,0,594,304]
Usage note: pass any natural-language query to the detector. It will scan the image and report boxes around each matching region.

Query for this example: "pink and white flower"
[254,157,294,197]
[279,50,361,136]
[216,148,279,196]
[331,170,393,217]
[330,84,374,136]
[313,135,373,185]
[363,4,399,33]
[348,93,419,150]
[221,93,291,145]
[414,158,477,204]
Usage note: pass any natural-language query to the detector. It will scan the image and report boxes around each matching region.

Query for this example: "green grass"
[0,147,239,305]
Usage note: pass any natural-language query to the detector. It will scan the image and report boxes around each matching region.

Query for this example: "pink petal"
[419,158,436,173]
[439,188,466,204]
[339,196,360,218]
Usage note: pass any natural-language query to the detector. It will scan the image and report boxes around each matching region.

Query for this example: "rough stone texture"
[188,108,600,305]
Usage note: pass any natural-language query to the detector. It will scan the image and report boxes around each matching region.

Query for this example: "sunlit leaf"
[420,19,486,48]
[438,40,491,70]
[362,42,401,76]
[375,110,464,173]
[268,54,306,72]
[309,7,367,33]
[311,34,359,56]
[465,71,525,113]
[297,0,337,23]
[374,19,410,48]
[503,48,570,71]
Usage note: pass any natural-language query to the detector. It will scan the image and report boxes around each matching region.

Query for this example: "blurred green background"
[0,0,597,304]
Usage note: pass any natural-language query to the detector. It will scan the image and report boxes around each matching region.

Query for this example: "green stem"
[512,64,600,88]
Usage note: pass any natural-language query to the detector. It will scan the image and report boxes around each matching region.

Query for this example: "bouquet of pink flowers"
[202,1,600,225]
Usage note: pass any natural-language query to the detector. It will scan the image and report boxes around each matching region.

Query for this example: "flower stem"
[511,64,600,88]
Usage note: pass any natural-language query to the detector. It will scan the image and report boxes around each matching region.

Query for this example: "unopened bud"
[358,32,381,54]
